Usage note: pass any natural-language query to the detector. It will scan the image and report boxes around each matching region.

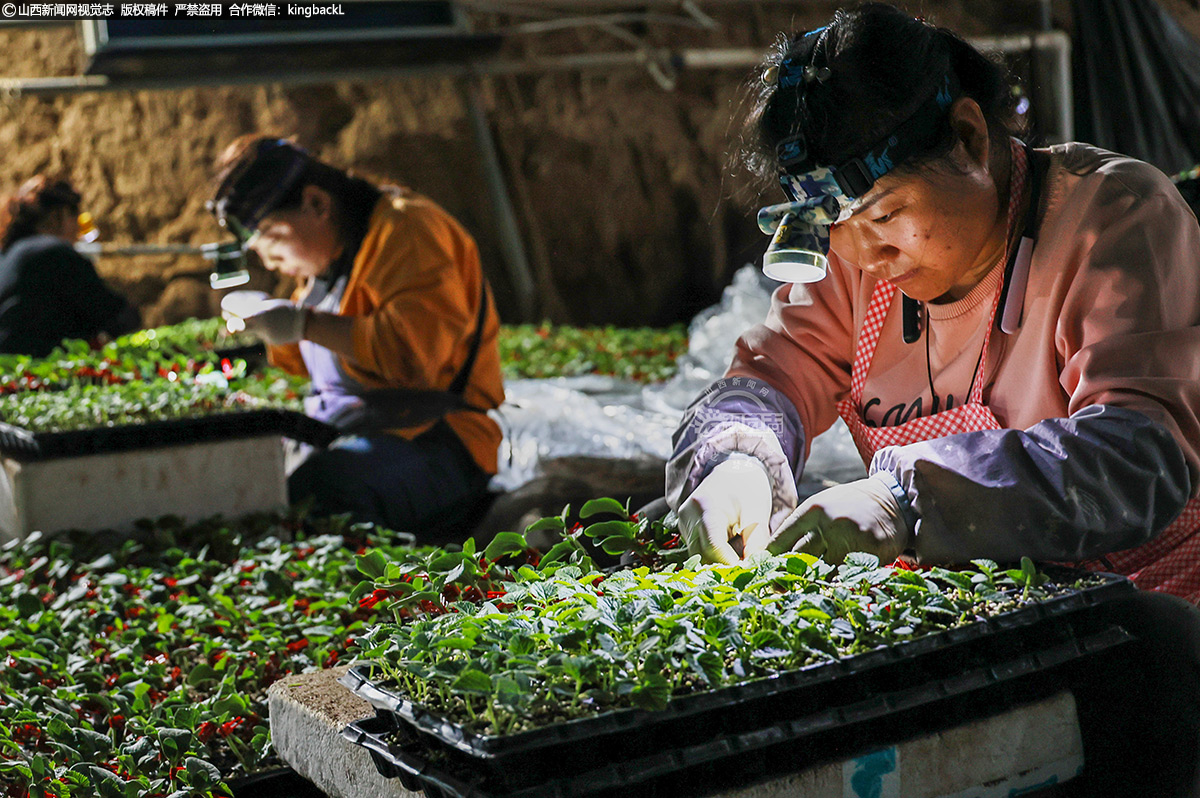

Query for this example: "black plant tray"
[227,766,329,798]
[340,570,1134,791]
[344,621,1132,798]
[0,408,338,462]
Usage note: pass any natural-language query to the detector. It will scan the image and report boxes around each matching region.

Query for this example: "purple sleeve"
[665,378,806,512]
[871,404,1192,563]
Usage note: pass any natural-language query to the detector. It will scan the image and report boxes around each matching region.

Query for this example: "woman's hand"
[240,300,308,346]
[747,475,911,564]
[677,456,772,564]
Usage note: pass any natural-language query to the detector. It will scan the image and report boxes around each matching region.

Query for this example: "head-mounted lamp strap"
[825,70,961,199]
[209,139,310,238]
[758,196,843,235]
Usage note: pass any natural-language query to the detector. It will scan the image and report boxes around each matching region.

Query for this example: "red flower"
[358,589,390,610]
[286,638,309,653]
[197,721,217,743]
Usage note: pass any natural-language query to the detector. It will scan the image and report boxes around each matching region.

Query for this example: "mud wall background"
[1,0,1197,327]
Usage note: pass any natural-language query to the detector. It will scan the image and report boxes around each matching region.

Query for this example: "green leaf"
[156,728,191,762]
[970,558,998,575]
[186,664,219,687]
[450,669,492,696]
[348,580,374,603]
[75,728,113,758]
[355,550,388,580]
[728,570,755,590]
[583,520,635,544]
[598,536,635,556]
[212,694,248,716]
[495,676,529,708]
[484,532,528,562]
[185,756,221,787]
[525,516,566,534]
[843,552,881,569]
[579,498,629,520]
[539,540,580,568]
[630,673,671,711]
[435,637,476,650]
[15,593,41,618]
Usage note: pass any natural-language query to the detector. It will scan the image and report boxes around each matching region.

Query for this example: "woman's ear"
[300,185,335,221]
[948,97,991,171]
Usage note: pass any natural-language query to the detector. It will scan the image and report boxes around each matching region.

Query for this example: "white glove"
[748,474,912,564]
[677,455,772,564]
[240,300,308,346]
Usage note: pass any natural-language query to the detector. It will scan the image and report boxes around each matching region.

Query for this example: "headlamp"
[204,138,308,291]
[202,239,251,290]
[757,165,851,284]
[757,69,960,283]
[202,201,253,290]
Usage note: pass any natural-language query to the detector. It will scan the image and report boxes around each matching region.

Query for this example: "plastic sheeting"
[491,265,866,493]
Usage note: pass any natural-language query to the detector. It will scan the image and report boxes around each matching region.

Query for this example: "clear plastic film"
[491,265,866,493]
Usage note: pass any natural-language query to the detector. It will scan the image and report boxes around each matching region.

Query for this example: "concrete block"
[270,667,420,798]
[0,435,287,541]
[270,668,1082,798]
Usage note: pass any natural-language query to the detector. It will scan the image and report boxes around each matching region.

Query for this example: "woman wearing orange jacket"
[209,137,504,537]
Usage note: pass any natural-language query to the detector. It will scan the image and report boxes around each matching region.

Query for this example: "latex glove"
[677,455,772,564]
[748,474,912,564]
[237,300,308,346]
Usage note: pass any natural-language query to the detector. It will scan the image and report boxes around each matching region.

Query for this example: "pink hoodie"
[669,143,1200,565]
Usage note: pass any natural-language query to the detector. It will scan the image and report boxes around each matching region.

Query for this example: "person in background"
[209,136,504,538]
[0,176,139,356]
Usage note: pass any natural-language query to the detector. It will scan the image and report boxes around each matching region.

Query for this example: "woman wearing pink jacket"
[665,7,1200,791]
[668,5,1200,600]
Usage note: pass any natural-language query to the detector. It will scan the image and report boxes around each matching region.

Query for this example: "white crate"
[0,435,287,540]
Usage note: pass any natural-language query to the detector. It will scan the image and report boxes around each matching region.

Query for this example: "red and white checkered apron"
[834,141,1200,601]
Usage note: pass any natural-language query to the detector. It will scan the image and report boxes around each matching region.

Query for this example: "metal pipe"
[0,33,1068,96]
[460,78,537,321]
[75,242,211,257]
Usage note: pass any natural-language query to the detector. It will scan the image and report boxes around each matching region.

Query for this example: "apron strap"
[850,140,1029,409]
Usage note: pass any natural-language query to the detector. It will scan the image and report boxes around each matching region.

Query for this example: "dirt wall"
[0,1,1196,327]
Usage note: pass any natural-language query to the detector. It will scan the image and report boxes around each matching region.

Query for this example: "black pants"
[289,421,491,541]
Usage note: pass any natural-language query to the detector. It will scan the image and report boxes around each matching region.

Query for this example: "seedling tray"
[228,766,329,798]
[343,621,1131,798]
[340,570,1133,790]
[0,409,338,462]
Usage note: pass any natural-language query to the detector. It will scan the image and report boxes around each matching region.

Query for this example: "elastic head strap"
[777,69,961,201]
[208,139,309,235]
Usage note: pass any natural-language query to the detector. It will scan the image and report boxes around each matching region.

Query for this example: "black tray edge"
[343,622,1132,798]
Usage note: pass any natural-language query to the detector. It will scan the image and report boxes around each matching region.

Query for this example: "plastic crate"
[343,622,1130,798]
[339,571,1134,791]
